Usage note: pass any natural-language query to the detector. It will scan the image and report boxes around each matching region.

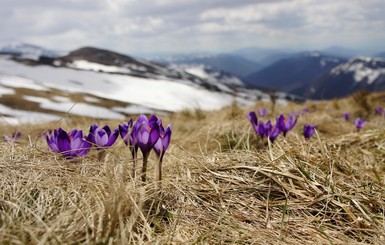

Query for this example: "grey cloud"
[0,0,385,54]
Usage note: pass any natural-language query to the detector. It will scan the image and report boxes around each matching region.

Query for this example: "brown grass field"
[0,91,385,244]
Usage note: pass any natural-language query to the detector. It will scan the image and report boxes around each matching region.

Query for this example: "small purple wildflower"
[45,128,91,159]
[258,108,267,117]
[247,112,259,134]
[3,131,21,143]
[264,121,281,143]
[131,114,160,182]
[277,114,297,137]
[153,119,172,181]
[376,107,383,115]
[303,124,316,140]
[342,113,351,121]
[354,118,366,131]
[88,124,119,160]
[119,118,137,156]
[89,124,119,150]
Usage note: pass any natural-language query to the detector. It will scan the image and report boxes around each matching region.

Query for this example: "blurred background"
[1,0,385,124]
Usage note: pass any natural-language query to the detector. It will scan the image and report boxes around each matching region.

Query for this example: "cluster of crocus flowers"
[342,112,367,132]
[45,114,172,183]
[46,128,92,159]
[119,114,172,182]
[247,112,298,143]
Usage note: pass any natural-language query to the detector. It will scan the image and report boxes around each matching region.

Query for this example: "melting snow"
[0,57,235,112]
[0,104,60,125]
[68,60,132,74]
[0,86,14,96]
[0,74,48,91]
[331,57,385,85]
[83,96,101,103]
[113,105,156,115]
[52,95,72,102]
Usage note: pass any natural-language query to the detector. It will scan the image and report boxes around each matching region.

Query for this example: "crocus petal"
[119,123,129,145]
[162,125,172,150]
[257,121,266,138]
[88,124,98,144]
[149,122,160,146]
[102,125,112,136]
[153,138,162,156]
[57,129,71,153]
[95,129,109,146]
[247,111,258,133]
[106,128,119,147]
[149,114,158,124]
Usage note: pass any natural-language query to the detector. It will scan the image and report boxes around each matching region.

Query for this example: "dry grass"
[1,93,385,244]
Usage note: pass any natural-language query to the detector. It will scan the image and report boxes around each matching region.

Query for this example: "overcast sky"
[1,0,385,56]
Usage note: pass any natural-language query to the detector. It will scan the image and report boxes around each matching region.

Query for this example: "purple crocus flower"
[3,131,21,143]
[153,119,172,181]
[132,114,160,181]
[354,118,366,131]
[46,128,91,159]
[89,124,119,150]
[376,107,383,115]
[134,115,160,156]
[277,114,297,137]
[119,118,141,177]
[88,124,119,160]
[257,121,268,138]
[248,112,281,143]
[258,108,267,117]
[119,118,136,152]
[342,113,351,121]
[247,111,259,134]
[264,120,281,143]
[303,124,316,140]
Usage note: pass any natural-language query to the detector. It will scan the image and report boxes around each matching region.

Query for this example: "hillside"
[306,57,385,99]
[158,53,262,78]
[0,91,384,244]
[244,52,344,96]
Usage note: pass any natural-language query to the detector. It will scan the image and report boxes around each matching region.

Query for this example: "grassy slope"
[0,91,385,244]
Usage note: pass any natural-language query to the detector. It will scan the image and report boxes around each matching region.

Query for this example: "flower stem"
[131,149,137,178]
[98,150,106,161]
[141,152,149,182]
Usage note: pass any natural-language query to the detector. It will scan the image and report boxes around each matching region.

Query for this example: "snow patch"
[0,86,14,96]
[52,95,72,103]
[0,74,48,91]
[39,101,125,120]
[68,60,132,74]
[331,57,385,84]
[0,104,60,125]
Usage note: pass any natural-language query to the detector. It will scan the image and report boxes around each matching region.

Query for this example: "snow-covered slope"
[170,64,244,90]
[306,57,385,99]
[0,56,263,124]
[330,57,385,85]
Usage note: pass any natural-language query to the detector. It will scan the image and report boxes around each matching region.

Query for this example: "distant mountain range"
[153,53,261,78]
[244,52,346,96]
[0,42,60,60]
[304,57,385,99]
[2,41,385,102]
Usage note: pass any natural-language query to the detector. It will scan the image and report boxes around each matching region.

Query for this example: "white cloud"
[0,0,385,54]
